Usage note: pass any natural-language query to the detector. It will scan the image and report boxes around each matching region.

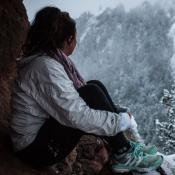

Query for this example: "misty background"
[24,0,175,155]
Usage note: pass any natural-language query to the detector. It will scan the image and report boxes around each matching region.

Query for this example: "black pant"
[17,80,130,167]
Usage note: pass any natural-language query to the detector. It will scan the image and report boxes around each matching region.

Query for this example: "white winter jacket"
[10,54,131,151]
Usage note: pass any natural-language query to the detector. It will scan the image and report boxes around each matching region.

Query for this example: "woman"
[10,6,163,173]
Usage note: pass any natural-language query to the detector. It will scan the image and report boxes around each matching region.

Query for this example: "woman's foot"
[111,142,163,173]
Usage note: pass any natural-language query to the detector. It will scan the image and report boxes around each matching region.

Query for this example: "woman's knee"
[78,83,104,97]
[87,80,106,90]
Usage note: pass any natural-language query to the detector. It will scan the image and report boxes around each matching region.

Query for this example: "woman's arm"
[22,57,132,136]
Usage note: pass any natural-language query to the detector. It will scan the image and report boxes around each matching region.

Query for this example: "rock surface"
[0,0,29,121]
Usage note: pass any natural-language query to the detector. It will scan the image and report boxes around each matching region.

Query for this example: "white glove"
[118,113,131,132]
[130,115,138,130]
[128,115,143,142]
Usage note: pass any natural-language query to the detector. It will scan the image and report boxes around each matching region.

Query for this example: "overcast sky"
[24,0,157,21]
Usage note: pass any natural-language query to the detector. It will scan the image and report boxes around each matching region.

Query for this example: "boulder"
[0,0,29,121]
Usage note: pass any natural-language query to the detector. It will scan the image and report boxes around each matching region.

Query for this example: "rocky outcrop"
[0,0,29,121]
[0,1,45,174]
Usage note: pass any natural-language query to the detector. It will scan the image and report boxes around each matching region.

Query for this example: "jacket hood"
[17,54,42,68]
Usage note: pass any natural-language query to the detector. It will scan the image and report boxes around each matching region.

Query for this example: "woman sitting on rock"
[10,6,163,173]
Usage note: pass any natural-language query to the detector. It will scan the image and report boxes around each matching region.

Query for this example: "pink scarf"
[54,49,86,89]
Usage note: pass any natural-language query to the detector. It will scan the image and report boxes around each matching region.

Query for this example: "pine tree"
[156,86,175,154]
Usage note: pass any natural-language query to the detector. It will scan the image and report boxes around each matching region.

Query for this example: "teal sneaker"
[130,141,157,155]
[111,142,163,173]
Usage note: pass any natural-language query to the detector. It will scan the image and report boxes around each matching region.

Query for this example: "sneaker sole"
[135,156,164,173]
[112,168,130,173]
[112,156,164,173]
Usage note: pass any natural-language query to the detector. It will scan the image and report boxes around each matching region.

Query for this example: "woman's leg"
[86,80,116,112]
[77,82,131,155]
[17,117,84,167]
[78,82,114,112]
[87,80,128,114]
[80,81,163,173]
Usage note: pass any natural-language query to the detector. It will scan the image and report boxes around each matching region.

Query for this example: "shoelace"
[123,141,145,166]
[130,141,145,158]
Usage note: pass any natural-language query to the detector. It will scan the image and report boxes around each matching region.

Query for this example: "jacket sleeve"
[25,57,130,136]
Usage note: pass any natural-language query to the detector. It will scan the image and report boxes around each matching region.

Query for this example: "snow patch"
[80,17,97,42]
[168,23,175,77]
[132,154,175,175]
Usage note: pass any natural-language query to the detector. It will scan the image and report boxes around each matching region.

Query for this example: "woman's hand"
[118,112,138,133]
[130,115,138,130]
[118,113,132,132]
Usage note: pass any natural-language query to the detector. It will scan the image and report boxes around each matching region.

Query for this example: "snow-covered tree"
[156,86,175,154]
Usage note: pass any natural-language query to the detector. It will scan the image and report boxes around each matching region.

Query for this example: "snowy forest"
[71,1,175,155]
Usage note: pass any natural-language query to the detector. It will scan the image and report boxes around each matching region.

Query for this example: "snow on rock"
[141,154,175,175]
[161,154,175,175]
[131,154,175,175]
[133,172,160,175]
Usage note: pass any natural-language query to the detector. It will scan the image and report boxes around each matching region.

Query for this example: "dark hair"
[23,6,76,57]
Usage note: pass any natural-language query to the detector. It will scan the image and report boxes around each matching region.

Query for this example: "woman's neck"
[61,49,69,56]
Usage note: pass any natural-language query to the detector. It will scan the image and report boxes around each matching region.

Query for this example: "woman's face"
[63,34,77,56]
[69,35,77,55]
